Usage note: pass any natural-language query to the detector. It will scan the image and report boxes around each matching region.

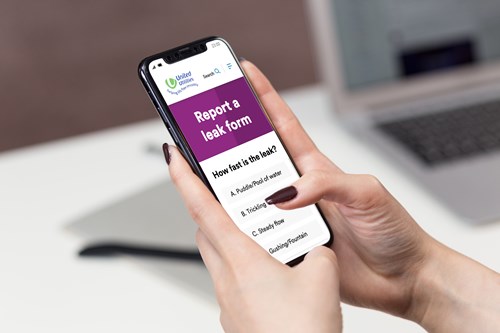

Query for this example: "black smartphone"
[138,36,332,265]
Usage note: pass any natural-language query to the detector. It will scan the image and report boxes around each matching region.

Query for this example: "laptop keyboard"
[377,99,500,166]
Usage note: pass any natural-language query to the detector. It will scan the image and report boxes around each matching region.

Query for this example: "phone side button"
[169,127,181,147]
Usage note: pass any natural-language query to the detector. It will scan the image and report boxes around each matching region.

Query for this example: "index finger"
[241,61,339,172]
[167,145,268,263]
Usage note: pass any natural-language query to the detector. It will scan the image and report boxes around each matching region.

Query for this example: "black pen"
[79,242,202,262]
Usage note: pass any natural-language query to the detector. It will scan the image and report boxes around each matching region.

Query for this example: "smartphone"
[138,36,332,265]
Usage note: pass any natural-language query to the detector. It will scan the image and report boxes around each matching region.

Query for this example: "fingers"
[195,229,222,279]
[268,170,388,210]
[168,145,267,263]
[304,246,339,267]
[299,246,340,283]
[168,146,245,256]
[241,61,336,172]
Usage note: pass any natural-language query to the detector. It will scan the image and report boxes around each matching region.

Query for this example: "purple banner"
[169,77,273,162]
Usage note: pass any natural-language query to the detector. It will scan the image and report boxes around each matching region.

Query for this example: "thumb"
[301,246,339,272]
[298,246,340,290]
[266,170,388,210]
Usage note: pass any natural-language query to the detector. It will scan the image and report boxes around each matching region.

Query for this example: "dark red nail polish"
[162,143,171,165]
[265,186,298,205]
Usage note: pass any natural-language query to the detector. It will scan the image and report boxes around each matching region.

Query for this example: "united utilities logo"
[166,78,177,89]
[165,71,198,96]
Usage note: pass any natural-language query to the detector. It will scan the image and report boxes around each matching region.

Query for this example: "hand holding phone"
[162,60,341,333]
[140,41,500,333]
[138,37,332,264]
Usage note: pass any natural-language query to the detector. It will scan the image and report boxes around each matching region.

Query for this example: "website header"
[150,42,243,105]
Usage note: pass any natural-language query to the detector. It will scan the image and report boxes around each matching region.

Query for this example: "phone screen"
[143,38,331,263]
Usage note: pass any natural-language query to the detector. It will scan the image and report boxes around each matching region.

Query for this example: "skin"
[166,60,500,333]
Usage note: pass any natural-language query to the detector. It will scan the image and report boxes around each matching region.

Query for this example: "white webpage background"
[200,132,330,263]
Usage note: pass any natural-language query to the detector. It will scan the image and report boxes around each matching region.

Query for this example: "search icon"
[214,68,221,74]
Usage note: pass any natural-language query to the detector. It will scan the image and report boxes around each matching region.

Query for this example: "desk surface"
[1,85,499,332]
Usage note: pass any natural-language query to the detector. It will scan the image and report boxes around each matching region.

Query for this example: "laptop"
[307,0,500,223]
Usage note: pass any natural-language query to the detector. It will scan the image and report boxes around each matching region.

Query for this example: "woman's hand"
[244,59,500,332]
[224,60,427,319]
[165,59,500,333]
[266,169,430,317]
[166,143,342,333]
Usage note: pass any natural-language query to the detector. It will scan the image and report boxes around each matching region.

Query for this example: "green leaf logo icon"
[166,78,177,89]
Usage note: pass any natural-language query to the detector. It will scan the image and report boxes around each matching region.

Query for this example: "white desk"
[1,85,499,332]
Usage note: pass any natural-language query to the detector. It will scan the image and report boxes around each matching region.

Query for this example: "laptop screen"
[332,0,500,90]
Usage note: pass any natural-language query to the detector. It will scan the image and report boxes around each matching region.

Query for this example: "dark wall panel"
[0,0,316,152]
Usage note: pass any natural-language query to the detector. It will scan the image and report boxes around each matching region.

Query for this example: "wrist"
[406,241,500,332]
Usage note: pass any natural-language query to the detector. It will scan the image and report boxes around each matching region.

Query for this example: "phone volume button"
[169,127,181,146]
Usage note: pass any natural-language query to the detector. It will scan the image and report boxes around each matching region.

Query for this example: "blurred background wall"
[0,0,317,152]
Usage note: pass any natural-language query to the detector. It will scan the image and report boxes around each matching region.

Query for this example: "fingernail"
[162,143,171,165]
[265,186,298,205]
[238,56,246,62]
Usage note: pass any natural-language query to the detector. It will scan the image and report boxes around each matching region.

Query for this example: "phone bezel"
[138,36,333,266]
